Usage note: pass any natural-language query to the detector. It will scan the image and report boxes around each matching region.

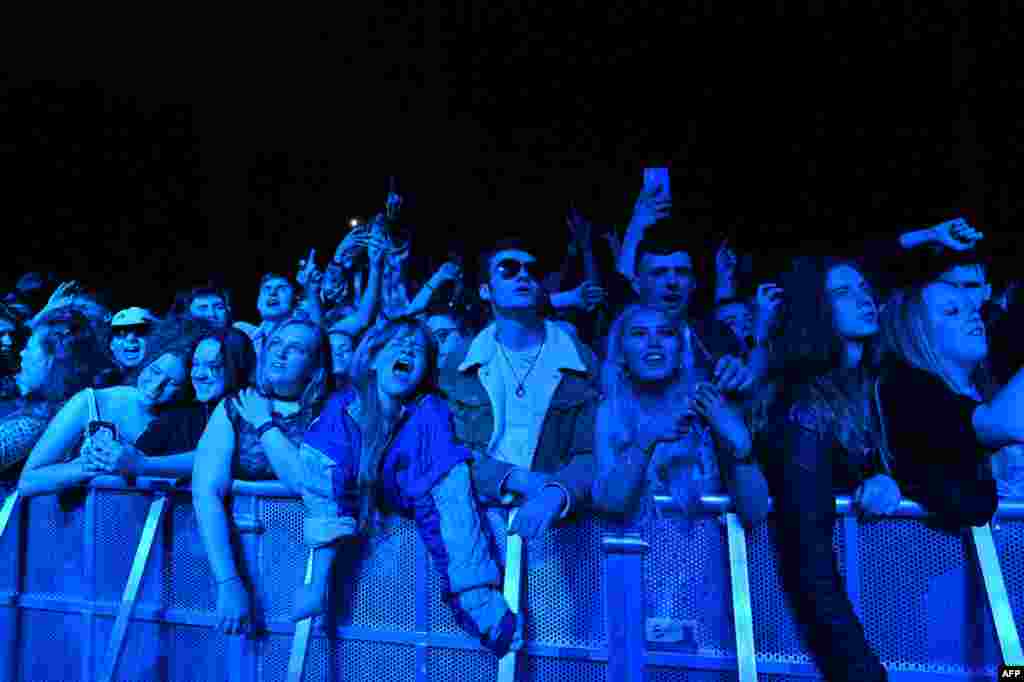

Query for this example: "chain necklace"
[498,339,545,398]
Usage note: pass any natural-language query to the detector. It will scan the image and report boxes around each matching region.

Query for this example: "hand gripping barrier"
[0,481,1021,681]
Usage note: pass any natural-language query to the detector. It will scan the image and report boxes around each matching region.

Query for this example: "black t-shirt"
[879,360,997,528]
[135,403,212,457]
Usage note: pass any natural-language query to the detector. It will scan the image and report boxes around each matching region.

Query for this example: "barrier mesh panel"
[95,490,161,604]
[642,516,733,656]
[744,518,844,665]
[647,668,738,682]
[18,610,84,682]
[427,647,497,682]
[261,633,292,682]
[162,495,216,613]
[858,518,996,674]
[995,520,1024,642]
[259,497,308,623]
[0,495,19,593]
[327,514,417,631]
[524,655,606,681]
[305,637,416,682]
[23,494,85,598]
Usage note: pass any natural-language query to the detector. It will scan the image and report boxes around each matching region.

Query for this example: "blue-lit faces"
[922,279,987,371]
[635,252,696,322]
[479,250,543,312]
[329,331,355,378]
[715,301,753,343]
[110,326,149,369]
[372,328,429,400]
[264,324,318,393]
[256,277,295,322]
[826,265,878,341]
[190,295,229,328]
[16,331,51,397]
[621,308,681,384]
[137,353,188,408]
[426,314,466,369]
[191,338,226,404]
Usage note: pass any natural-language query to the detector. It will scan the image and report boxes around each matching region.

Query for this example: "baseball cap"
[110,307,157,328]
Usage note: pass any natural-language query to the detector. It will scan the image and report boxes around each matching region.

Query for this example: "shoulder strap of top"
[86,388,99,422]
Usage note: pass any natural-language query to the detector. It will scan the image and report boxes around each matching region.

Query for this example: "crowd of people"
[1,179,1022,681]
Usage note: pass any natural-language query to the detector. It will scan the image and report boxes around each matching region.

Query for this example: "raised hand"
[630,186,672,230]
[715,240,738,280]
[567,204,593,249]
[573,281,606,311]
[930,218,983,252]
[692,382,749,453]
[602,230,623,264]
[296,248,321,289]
[712,355,753,393]
[753,283,785,339]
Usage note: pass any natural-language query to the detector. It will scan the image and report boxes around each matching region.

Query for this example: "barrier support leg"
[724,513,758,682]
[287,549,316,682]
[970,523,1023,664]
[99,494,168,682]
[498,509,523,682]
[602,531,649,682]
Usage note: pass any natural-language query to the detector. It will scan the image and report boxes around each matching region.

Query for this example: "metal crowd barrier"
[0,480,1020,681]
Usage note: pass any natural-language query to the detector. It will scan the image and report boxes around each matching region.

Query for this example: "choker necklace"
[498,340,545,398]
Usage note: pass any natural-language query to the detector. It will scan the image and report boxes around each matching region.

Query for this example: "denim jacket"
[438,322,600,513]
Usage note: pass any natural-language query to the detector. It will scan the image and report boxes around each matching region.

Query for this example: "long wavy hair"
[348,316,439,532]
[776,257,884,385]
[881,286,996,400]
[25,308,109,411]
[256,317,331,418]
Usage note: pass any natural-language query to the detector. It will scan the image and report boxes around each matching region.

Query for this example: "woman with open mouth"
[17,317,203,496]
[296,316,522,655]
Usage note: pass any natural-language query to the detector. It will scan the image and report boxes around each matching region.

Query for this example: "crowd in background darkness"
[1,177,1023,681]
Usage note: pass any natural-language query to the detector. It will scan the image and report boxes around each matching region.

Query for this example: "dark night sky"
[2,4,1021,320]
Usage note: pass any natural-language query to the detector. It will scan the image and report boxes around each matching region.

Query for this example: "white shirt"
[459,320,587,511]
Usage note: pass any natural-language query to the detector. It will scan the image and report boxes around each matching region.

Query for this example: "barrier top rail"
[56,476,1024,520]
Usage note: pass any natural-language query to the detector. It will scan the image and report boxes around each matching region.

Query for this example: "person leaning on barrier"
[0,308,108,481]
[17,318,201,497]
[295,317,522,654]
[590,304,768,526]
[191,315,330,636]
[878,248,1024,527]
[439,238,599,541]
[90,325,257,480]
[760,257,891,682]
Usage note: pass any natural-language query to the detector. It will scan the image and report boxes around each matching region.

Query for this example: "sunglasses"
[494,259,544,281]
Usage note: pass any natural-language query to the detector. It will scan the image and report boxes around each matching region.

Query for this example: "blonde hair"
[881,287,992,399]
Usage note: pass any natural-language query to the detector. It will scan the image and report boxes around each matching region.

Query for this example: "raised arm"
[18,390,98,496]
[618,188,671,280]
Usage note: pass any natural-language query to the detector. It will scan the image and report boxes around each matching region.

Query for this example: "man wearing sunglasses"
[438,238,599,542]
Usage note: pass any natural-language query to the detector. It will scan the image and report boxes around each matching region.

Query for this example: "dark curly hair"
[775,256,884,384]
[195,326,256,398]
[137,318,216,403]
[30,308,112,408]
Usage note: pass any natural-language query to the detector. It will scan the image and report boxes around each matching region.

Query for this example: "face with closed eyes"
[621,308,681,384]
[191,338,226,404]
[372,328,430,401]
[922,280,988,372]
[826,265,878,341]
[136,353,188,408]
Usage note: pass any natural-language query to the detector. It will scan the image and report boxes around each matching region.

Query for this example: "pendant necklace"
[499,340,545,398]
